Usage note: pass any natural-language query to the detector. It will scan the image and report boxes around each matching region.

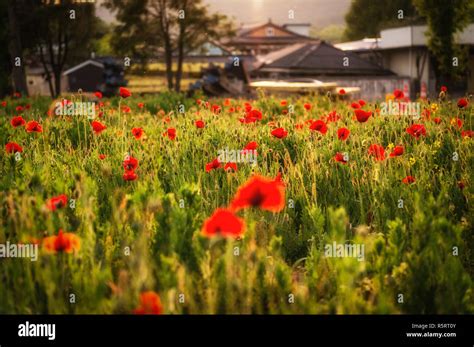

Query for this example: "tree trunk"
[38,44,54,97]
[157,0,173,90]
[175,29,184,93]
[53,69,61,98]
[164,41,174,90]
[7,0,28,96]
[174,1,187,93]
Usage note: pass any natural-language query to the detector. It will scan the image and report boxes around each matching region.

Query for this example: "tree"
[0,1,12,97]
[413,0,474,84]
[104,0,235,92]
[17,0,98,97]
[6,0,29,96]
[344,0,419,40]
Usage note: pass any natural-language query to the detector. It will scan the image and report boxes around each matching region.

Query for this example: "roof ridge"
[292,43,320,66]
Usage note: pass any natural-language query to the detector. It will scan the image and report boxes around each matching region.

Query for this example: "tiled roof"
[256,42,393,76]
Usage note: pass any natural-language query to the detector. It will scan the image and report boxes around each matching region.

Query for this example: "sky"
[96,0,352,29]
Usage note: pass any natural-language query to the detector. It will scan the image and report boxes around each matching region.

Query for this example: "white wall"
[284,25,310,37]
[381,48,431,86]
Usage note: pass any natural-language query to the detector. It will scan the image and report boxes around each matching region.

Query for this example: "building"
[63,57,126,96]
[252,41,410,100]
[336,24,474,97]
[26,65,68,96]
[226,19,317,55]
[253,41,393,78]
[63,59,105,93]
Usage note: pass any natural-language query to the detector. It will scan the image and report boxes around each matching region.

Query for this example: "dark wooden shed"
[63,59,105,93]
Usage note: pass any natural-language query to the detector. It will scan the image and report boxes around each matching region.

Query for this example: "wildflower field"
[1,89,473,314]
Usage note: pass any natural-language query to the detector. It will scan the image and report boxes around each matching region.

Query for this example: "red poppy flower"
[461,130,473,138]
[337,127,350,141]
[132,127,144,139]
[230,175,285,212]
[11,116,26,127]
[91,121,106,134]
[326,110,341,123]
[309,120,328,134]
[224,98,231,106]
[13,92,21,98]
[5,142,23,154]
[211,104,221,114]
[122,105,131,113]
[195,120,205,128]
[338,89,346,95]
[351,102,360,109]
[433,117,442,124]
[229,107,235,113]
[99,154,106,160]
[94,91,103,99]
[1,101,7,107]
[119,87,132,98]
[137,102,144,109]
[271,127,288,139]
[280,100,287,106]
[457,98,468,108]
[165,127,176,140]
[243,141,258,151]
[243,109,262,123]
[134,291,163,315]
[123,170,138,181]
[43,229,80,254]
[295,123,304,130]
[389,145,404,157]
[303,103,312,111]
[334,152,348,164]
[60,99,72,107]
[451,118,463,129]
[406,124,426,138]
[393,89,404,99]
[368,144,385,161]
[224,162,238,172]
[358,99,366,106]
[205,158,221,172]
[25,120,42,133]
[202,208,245,238]
[440,86,447,92]
[46,194,68,211]
[402,176,416,184]
[355,109,372,123]
[16,105,24,112]
[123,156,138,170]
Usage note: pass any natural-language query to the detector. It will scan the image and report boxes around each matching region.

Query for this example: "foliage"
[0,92,472,314]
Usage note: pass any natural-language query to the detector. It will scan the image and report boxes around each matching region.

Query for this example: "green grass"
[0,92,473,314]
